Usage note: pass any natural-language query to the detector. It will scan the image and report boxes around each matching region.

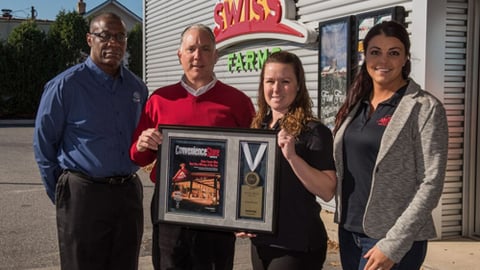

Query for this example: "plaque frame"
[156,125,278,234]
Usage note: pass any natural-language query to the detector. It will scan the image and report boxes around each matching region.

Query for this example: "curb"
[0,119,35,127]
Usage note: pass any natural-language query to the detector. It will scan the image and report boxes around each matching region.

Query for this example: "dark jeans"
[251,244,326,270]
[338,227,427,270]
[151,189,236,270]
[56,171,144,270]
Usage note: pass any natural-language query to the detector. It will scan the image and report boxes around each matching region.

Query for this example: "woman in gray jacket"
[333,21,448,270]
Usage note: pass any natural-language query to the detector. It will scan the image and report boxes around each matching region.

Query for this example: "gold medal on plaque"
[239,142,268,219]
[244,171,260,187]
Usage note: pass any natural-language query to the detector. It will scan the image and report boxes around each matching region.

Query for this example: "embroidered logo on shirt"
[377,115,392,126]
[132,91,141,103]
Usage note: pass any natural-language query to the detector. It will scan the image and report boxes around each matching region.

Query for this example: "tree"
[3,20,48,117]
[0,41,14,116]
[0,10,141,118]
[127,23,143,78]
[47,10,89,73]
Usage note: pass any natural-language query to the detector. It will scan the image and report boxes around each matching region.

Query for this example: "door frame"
[465,0,480,238]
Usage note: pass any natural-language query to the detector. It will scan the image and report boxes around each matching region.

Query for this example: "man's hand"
[136,128,162,152]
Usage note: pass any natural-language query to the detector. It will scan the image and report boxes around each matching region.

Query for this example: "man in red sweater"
[130,24,255,270]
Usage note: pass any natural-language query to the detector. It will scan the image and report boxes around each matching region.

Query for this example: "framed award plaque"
[156,125,279,234]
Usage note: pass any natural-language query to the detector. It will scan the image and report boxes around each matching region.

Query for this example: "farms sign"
[213,0,317,49]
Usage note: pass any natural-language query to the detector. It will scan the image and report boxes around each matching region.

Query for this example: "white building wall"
[144,0,413,110]
[441,0,469,238]
[144,0,473,239]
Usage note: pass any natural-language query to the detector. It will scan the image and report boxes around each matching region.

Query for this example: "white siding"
[144,0,474,239]
[144,0,217,91]
[442,0,469,238]
[144,0,414,213]
[145,0,412,110]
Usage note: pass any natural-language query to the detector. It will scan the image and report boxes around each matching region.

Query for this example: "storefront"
[143,0,480,240]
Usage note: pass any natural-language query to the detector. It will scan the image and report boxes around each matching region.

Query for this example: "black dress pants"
[250,244,327,270]
[56,171,144,270]
[151,190,235,270]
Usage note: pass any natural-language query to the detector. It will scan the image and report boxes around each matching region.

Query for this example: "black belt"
[66,170,135,184]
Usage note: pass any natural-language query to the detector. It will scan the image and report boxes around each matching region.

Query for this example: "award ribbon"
[240,142,267,218]
[241,142,267,174]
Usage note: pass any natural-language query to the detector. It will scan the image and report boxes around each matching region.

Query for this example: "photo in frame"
[356,6,406,67]
[318,16,355,130]
[156,125,278,234]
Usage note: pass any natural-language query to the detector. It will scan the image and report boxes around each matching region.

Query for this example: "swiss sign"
[213,0,317,49]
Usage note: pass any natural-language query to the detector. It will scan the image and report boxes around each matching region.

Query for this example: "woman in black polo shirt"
[333,21,448,270]
[240,51,337,269]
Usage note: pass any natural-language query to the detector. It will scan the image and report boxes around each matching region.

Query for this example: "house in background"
[0,8,52,41]
[80,0,142,31]
[0,0,141,41]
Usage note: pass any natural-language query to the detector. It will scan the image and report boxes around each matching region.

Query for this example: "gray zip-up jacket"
[333,79,448,263]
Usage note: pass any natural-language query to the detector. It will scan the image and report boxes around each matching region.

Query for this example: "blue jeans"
[338,227,427,270]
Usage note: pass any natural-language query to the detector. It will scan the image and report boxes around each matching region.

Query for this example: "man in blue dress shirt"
[33,12,148,270]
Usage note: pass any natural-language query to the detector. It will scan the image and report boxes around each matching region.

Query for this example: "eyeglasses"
[90,32,127,43]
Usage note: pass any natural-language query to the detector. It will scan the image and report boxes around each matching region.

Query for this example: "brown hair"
[251,51,315,136]
[334,20,410,133]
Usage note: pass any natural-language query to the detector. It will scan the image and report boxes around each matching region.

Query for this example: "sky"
[1,0,142,20]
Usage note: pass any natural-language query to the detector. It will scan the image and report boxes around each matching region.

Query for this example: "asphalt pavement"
[0,123,341,270]
[0,124,152,269]
[1,122,478,270]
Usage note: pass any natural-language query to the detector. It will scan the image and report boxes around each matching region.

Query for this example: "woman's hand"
[364,246,395,270]
[277,129,297,160]
[277,128,337,201]
[235,232,257,239]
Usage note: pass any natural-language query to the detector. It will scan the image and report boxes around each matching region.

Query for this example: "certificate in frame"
[156,125,278,234]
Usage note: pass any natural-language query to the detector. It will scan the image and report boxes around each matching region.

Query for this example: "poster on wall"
[356,6,406,67]
[318,16,355,130]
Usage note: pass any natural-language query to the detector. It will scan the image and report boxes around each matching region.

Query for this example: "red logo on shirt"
[377,115,392,126]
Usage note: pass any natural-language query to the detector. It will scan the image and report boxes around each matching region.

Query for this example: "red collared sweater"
[130,80,255,182]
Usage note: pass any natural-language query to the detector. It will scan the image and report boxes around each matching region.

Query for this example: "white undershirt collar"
[180,74,217,97]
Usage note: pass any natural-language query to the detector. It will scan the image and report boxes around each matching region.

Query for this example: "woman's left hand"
[277,129,296,160]
[363,246,395,270]
[235,232,257,239]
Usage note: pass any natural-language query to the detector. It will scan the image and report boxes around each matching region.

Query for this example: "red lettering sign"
[213,0,316,49]
[206,147,220,158]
